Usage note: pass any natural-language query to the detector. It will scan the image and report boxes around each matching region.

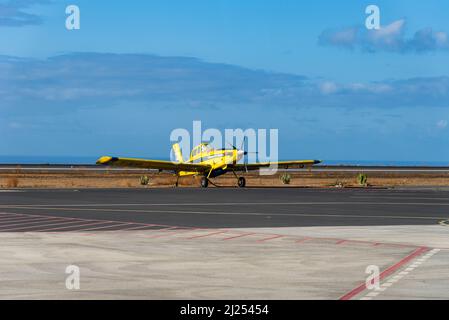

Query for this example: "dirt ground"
[1,170,449,188]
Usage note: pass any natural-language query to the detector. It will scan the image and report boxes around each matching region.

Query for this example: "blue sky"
[1,0,448,162]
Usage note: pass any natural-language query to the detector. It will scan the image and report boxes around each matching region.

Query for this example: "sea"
[0,156,447,167]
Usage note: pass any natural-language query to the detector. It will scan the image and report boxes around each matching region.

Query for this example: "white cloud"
[0,0,51,27]
[1,53,449,114]
[437,120,448,129]
[319,19,449,53]
[374,19,405,38]
[319,81,339,94]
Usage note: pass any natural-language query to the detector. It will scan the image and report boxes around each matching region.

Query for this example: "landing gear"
[230,169,246,188]
[200,177,209,188]
[238,177,246,188]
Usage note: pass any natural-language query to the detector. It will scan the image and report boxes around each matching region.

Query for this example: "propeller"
[226,137,258,172]
[240,137,245,152]
[238,137,259,155]
[241,137,248,172]
[239,137,260,172]
[226,141,237,150]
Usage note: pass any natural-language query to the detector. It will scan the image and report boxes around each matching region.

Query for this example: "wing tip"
[96,156,118,165]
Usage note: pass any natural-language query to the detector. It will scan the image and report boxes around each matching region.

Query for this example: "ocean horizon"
[0,156,447,167]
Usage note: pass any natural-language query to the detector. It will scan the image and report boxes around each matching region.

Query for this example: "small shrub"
[140,175,150,186]
[279,173,291,185]
[357,173,368,186]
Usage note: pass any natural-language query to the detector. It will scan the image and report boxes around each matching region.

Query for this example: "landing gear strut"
[231,169,246,188]
[200,177,209,188]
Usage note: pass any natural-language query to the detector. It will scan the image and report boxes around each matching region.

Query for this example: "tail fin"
[172,143,184,163]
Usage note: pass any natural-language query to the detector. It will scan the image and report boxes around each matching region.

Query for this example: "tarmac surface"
[0,188,448,230]
[0,187,448,299]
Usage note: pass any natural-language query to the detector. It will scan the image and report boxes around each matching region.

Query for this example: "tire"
[238,177,246,188]
[201,177,209,188]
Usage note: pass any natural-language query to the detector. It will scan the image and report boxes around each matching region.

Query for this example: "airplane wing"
[228,160,321,171]
[96,156,211,173]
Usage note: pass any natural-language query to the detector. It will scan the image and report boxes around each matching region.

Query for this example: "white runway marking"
[359,248,441,300]
[0,205,445,221]
[1,201,449,207]
[352,196,449,201]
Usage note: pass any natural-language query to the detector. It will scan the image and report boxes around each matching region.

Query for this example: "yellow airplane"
[96,143,321,188]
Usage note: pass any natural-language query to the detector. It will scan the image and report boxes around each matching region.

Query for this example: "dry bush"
[279,173,291,185]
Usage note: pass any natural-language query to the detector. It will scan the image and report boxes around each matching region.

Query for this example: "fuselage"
[179,143,244,177]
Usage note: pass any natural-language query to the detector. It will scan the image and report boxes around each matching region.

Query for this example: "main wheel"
[200,177,209,188]
[238,177,246,188]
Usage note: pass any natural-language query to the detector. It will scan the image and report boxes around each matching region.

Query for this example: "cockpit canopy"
[190,143,214,158]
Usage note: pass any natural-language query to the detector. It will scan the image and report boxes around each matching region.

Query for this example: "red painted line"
[336,240,348,245]
[119,224,158,231]
[0,216,49,223]
[346,239,379,245]
[0,212,22,217]
[256,235,284,242]
[0,219,82,232]
[0,212,230,237]
[339,246,430,300]
[0,215,30,221]
[295,237,312,244]
[185,230,227,240]
[145,227,196,239]
[0,217,69,229]
[317,237,343,242]
[0,212,173,229]
[381,242,413,248]
[0,211,203,234]
[3,215,65,222]
[377,246,430,279]
[0,213,207,236]
[0,218,56,226]
[76,222,134,231]
[222,233,256,241]
[37,221,111,232]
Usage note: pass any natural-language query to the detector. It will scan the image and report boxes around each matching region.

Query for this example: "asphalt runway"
[1,187,449,300]
[0,187,448,231]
